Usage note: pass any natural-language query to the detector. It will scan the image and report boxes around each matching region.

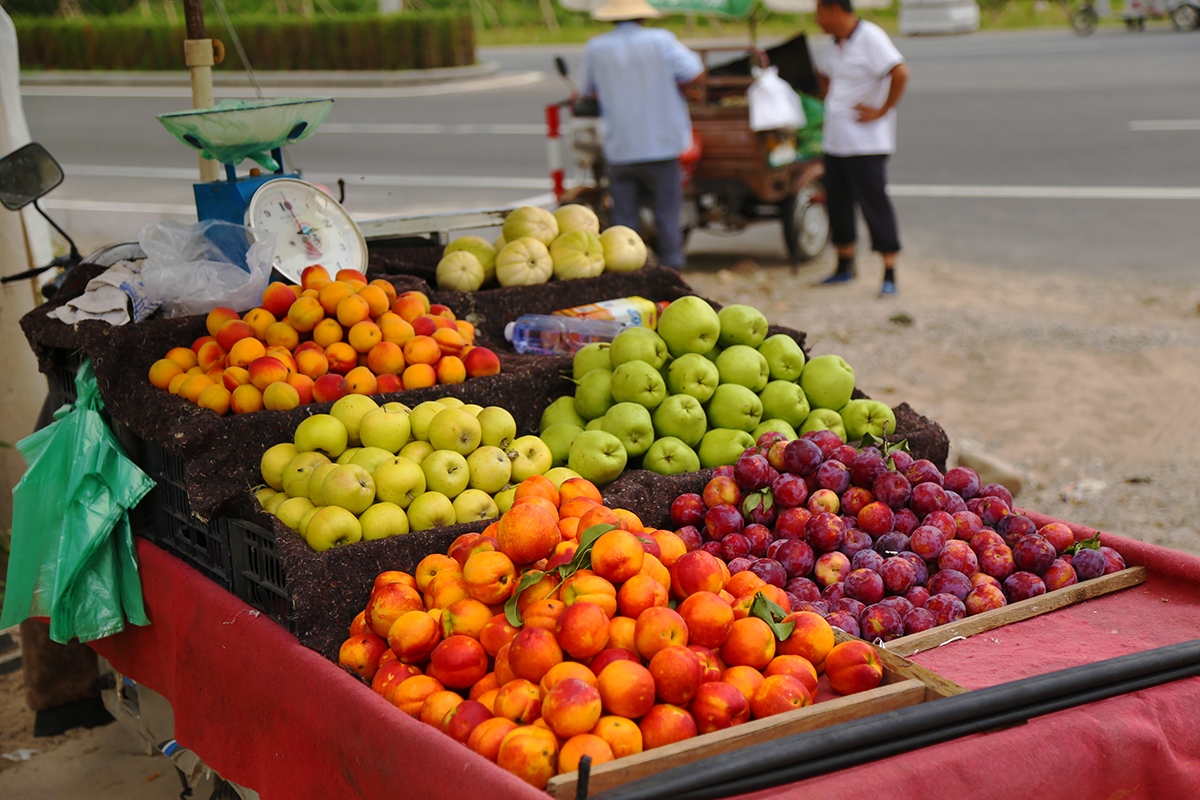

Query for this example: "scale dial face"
[245,177,367,283]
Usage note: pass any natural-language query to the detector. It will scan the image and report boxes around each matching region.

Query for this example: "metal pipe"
[594,638,1200,800]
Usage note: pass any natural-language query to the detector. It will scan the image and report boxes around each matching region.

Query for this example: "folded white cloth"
[47,260,160,326]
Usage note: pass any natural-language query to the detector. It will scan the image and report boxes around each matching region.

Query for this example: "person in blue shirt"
[579,0,704,270]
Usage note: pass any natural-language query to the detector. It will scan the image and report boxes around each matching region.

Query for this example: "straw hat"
[591,0,661,21]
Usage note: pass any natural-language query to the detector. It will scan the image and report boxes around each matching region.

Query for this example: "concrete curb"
[19,60,501,88]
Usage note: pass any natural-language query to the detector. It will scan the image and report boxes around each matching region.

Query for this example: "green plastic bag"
[0,359,155,643]
[796,93,825,162]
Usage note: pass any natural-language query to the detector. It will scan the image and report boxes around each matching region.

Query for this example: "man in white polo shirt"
[813,0,909,295]
[579,0,704,270]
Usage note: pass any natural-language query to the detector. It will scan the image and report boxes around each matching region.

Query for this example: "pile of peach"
[145,265,502,416]
[337,474,884,789]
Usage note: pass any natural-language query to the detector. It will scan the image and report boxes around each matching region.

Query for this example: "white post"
[0,7,57,532]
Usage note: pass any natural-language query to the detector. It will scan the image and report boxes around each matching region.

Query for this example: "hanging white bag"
[747,65,806,132]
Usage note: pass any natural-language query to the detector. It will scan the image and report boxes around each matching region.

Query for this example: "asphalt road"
[15,26,1200,282]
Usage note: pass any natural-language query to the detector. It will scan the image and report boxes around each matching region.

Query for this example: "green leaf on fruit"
[1067,534,1102,555]
[750,593,795,641]
[505,570,548,627]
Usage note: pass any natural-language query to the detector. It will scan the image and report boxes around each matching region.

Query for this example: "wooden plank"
[547,678,927,800]
[831,629,968,700]
[885,566,1147,658]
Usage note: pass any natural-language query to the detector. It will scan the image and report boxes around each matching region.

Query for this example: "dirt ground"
[3,250,1200,796]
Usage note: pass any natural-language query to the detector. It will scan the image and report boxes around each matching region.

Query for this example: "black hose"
[593,637,1200,800]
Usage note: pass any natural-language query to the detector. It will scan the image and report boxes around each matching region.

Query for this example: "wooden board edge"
[546,679,927,799]
[887,566,1148,658]
[832,628,969,699]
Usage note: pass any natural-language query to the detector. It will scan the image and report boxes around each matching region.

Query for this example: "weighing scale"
[156,97,368,283]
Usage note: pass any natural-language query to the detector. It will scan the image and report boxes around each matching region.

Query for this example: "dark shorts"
[824,154,901,254]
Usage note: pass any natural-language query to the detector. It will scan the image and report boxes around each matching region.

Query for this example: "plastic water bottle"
[503,314,630,355]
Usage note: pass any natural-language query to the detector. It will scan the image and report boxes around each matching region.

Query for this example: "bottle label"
[552,296,658,328]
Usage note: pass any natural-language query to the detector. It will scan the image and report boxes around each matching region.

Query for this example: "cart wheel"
[781,181,829,264]
[1171,3,1200,29]
[1070,4,1098,34]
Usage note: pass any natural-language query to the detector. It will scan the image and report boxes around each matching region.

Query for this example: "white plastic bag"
[138,219,275,317]
[748,66,806,132]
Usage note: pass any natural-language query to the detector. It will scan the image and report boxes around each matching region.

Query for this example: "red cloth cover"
[90,517,1200,800]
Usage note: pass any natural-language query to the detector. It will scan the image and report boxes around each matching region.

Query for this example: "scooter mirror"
[0,142,65,212]
[555,56,570,78]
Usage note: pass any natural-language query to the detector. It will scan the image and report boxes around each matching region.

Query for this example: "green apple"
[717,303,770,348]
[292,415,348,459]
[703,344,723,363]
[567,429,627,486]
[372,456,426,508]
[336,447,361,465]
[466,445,513,494]
[610,361,667,409]
[758,380,811,428]
[406,491,457,532]
[274,496,316,532]
[304,506,362,552]
[799,354,855,411]
[752,419,798,442]
[705,384,763,432]
[359,501,410,540]
[321,463,376,515]
[281,451,332,498]
[262,491,289,515]
[573,342,613,380]
[543,467,583,489]
[601,402,655,458]
[540,422,584,468]
[477,406,518,449]
[715,345,770,392]
[453,489,500,524]
[306,462,340,506]
[657,295,721,358]
[358,407,411,454]
[698,428,756,469]
[254,486,278,508]
[399,440,435,465]
[799,407,848,441]
[540,396,588,433]
[495,485,517,514]
[462,404,484,417]
[260,442,299,490]
[758,334,806,381]
[330,394,380,447]
[383,401,412,414]
[408,400,449,442]
[574,368,614,421]
[421,449,470,499]
[348,446,396,476]
[652,393,707,448]
[508,435,554,482]
[609,327,669,370]
[428,407,483,455]
[665,353,720,404]
[586,418,604,431]
[438,397,465,409]
[642,436,701,476]
[839,399,897,443]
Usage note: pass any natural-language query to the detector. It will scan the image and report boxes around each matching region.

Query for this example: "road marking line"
[20,72,545,99]
[1129,120,1200,131]
[889,184,1200,200]
[319,123,545,135]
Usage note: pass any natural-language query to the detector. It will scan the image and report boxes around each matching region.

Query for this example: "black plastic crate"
[228,517,296,634]
[132,440,237,594]
[45,348,86,409]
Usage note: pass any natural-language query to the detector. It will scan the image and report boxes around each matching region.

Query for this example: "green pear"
[573,342,613,380]
[657,295,721,358]
[752,418,798,442]
[642,437,701,476]
[758,334,806,381]
[799,354,855,410]
[705,383,763,432]
[697,428,756,469]
[567,429,628,486]
[601,402,655,458]
[610,361,667,409]
[800,407,848,441]
[609,327,669,369]
[665,353,720,404]
[840,399,897,443]
[715,345,770,392]
[574,368,614,420]
[652,393,708,448]
[759,380,811,427]
[540,422,584,468]
[717,304,770,348]
[540,395,588,433]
